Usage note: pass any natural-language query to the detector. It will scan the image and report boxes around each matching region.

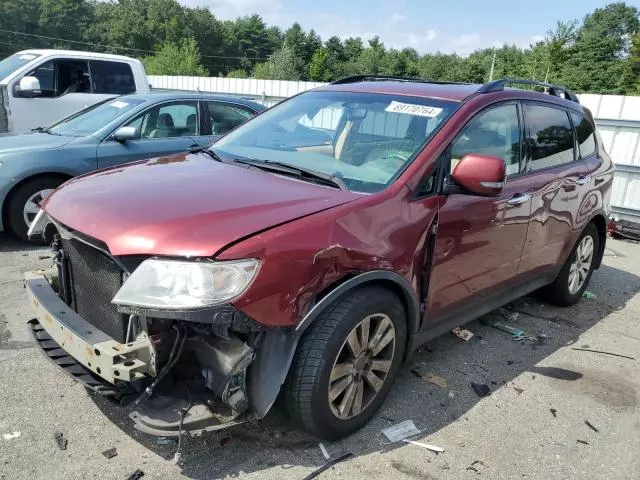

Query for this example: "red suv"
[26,76,613,440]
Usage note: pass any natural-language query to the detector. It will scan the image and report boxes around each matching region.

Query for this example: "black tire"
[7,177,63,241]
[284,286,407,440]
[541,223,599,306]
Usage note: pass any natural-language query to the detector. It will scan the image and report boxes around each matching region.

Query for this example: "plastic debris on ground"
[583,291,597,299]
[102,447,118,459]
[585,420,599,432]
[3,432,21,440]
[498,308,520,323]
[570,347,635,360]
[403,439,444,453]
[125,469,145,480]
[379,420,422,444]
[491,322,526,340]
[301,453,353,480]
[319,443,330,459]
[451,327,474,341]
[550,408,558,418]
[156,437,176,445]
[415,371,448,388]
[53,431,68,450]
[471,383,491,397]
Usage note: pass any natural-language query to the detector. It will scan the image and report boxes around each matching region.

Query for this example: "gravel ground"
[1,233,639,480]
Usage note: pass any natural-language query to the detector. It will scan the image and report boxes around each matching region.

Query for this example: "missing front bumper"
[25,271,155,384]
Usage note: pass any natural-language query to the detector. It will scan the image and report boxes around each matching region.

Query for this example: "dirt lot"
[1,233,639,480]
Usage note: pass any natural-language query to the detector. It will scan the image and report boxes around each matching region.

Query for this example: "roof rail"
[477,78,580,103]
[331,75,468,86]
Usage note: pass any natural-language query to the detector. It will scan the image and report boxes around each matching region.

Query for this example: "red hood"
[43,153,362,257]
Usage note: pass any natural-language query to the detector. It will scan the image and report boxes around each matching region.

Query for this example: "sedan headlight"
[112,259,259,310]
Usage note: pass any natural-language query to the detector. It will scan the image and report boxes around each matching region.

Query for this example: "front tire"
[541,223,599,306]
[285,286,407,440]
[7,177,62,241]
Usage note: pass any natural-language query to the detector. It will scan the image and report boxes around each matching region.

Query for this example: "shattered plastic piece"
[53,431,67,450]
[550,408,557,418]
[422,372,448,388]
[319,443,330,460]
[583,291,597,299]
[452,327,474,341]
[125,470,145,480]
[499,308,520,323]
[585,420,599,433]
[301,452,353,480]
[491,322,525,340]
[403,439,444,453]
[156,437,176,445]
[102,448,118,459]
[380,420,422,443]
[576,440,589,445]
[513,387,524,395]
[2,432,21,440]
[471,383,491,397]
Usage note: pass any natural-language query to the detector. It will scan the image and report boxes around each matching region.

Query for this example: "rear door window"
[205,101,255,135]
[570,111,597,158]
[90,61,135,94]
[525,104,575,172]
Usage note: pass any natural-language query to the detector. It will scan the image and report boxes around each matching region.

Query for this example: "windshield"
[212,90,458,193]
[0,53,40,81]
[48,97,145,137]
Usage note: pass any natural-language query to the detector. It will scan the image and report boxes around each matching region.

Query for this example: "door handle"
[575,175,590,185]
[507,194,531,206]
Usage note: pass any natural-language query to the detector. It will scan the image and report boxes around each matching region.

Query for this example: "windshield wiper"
[191,147,223,162]
[30,126,60,136]
[232,158,347,190]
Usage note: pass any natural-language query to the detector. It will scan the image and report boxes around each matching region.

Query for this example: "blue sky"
[181,0,640,55]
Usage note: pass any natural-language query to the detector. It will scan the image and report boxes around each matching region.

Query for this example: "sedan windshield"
[0,53,40,81]
[211,91,458,193]
[48,97,145,137]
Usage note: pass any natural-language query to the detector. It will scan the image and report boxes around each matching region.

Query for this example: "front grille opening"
[62,238,128,343]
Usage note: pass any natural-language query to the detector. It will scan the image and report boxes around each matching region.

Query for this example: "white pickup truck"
[0,49,150,133]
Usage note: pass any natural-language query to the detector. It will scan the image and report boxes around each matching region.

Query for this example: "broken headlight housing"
[112,259,259,310]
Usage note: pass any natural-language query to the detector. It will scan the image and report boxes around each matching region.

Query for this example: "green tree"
[227,69,248,78]
[251,45,300,80]
[561,3,639,93]
[38,0,92,44]
[355,36,386,74]
[309,47,332,81]
[143,38,208,76]
[631,33,640,93]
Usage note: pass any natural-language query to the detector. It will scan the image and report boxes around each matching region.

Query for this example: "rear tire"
[284,286,407,440]
[541,223,599,306]
[7,177,62,241]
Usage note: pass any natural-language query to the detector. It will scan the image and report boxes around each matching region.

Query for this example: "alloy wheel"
[328,313,396,420]
[22,189,54,228]
[568,235,594,295]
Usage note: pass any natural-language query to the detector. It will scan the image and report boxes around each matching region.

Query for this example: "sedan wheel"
[23,189,54,228]
[328,313,395,420]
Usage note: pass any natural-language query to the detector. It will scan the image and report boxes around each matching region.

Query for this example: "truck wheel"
[7,177,61,241]
[285,286,407,440]
[541,223,599,306]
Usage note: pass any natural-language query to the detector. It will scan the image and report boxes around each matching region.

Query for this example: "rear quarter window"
[570,111,597,158]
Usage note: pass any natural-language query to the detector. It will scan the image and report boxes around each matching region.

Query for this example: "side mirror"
[449,154,506,196]
[113,126,138,142]
[16,76,41,98]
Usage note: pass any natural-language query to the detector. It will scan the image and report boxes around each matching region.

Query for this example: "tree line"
[1,0,639,94]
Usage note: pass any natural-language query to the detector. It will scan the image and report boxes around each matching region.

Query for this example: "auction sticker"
[385,101,443,118]
[109,100,129,109]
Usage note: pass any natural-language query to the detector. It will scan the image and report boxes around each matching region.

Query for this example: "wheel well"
[311,274,419,358]
[590,214,607,269]
[2,173,71,228]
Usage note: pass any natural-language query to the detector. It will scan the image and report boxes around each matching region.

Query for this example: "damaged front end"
[26,219,275,437]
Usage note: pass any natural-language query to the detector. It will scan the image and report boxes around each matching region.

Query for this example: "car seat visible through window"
[149,113,175,138]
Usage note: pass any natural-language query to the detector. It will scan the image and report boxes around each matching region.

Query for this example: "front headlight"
[112,259,259,310]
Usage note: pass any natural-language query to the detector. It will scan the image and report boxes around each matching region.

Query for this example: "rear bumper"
[25,271,154,384]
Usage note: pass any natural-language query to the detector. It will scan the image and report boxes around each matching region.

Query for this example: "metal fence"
[149,76,640,224]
